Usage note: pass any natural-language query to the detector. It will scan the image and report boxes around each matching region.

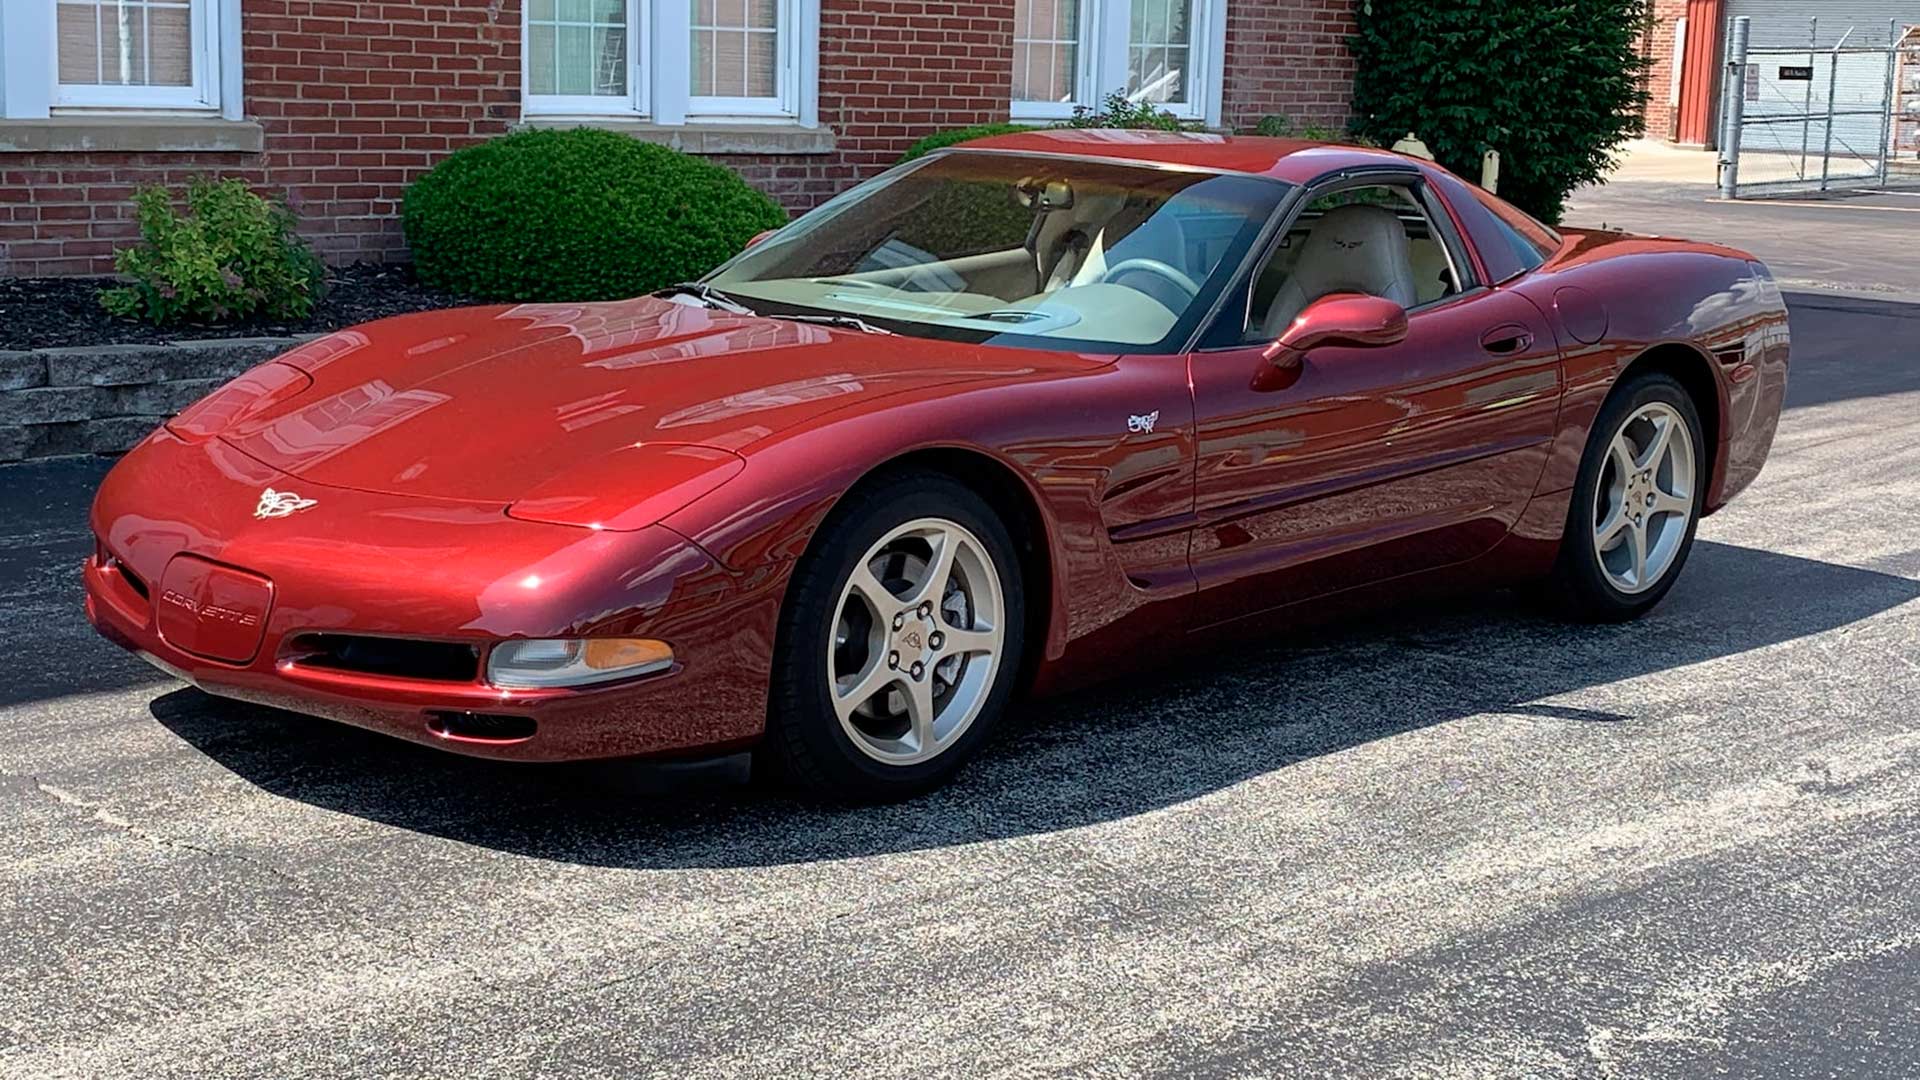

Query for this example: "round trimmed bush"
[403,127,789,302]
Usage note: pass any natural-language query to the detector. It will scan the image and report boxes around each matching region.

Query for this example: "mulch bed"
[0,263,478,351]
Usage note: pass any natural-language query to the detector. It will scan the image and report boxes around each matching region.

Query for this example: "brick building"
[0,0,1356,277]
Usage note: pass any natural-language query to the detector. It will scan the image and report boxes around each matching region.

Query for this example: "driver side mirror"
[1253,293,1409,392]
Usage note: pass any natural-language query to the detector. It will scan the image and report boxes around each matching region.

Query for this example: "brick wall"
[1639,0,1688,141]
[1,0,516,278]
[2,0,1353,279]
[1220,0,1357,133]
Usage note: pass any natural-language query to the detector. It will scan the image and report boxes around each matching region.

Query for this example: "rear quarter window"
[1428,171,1563,284]
[1472,189,1561,272]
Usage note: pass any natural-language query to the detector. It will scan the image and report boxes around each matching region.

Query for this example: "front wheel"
[762,473,1025,799]
[1548,372,1705,622]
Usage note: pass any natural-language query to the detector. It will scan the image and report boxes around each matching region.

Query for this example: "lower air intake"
[426,711,537,744]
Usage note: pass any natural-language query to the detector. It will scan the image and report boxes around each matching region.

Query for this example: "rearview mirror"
[1253,293,1409,392]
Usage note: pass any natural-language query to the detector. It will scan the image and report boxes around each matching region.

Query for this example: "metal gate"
[1717,16,1920,196]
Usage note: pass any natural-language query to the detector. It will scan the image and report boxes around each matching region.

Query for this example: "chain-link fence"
[1719,17,1920,197]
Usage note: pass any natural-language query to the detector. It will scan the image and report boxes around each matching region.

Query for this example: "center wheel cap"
[892,617,933,670]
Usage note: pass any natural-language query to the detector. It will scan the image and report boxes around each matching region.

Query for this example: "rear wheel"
[1548,372,1705,621]
[762,473,1025,799]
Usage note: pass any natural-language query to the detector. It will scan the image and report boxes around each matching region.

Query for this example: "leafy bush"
[1249,114,1380,147]
[897,92,1200,168]
[897,123,1038,165]
[1253,114,1294,137]
[403,127,788,302]
[1067,91,1193,131]
[100,178,324,326]
[1349,0,1650,222]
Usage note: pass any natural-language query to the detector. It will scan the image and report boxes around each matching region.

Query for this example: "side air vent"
[111,559,150,600]
[1713,346,1747,367]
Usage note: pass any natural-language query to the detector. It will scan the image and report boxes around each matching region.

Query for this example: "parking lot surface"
[3,285,1919,1076]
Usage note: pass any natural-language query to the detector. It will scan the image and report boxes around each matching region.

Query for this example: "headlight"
[487,638,674,688]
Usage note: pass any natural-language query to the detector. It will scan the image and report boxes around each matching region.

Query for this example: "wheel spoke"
[846,560,898,620]
[1634,415,1673,474]
[904,527,960,609]
[1650,487,1690,518]
[832,660,897,723]
[1594,503,1629,549]
[940,625,997,657]
[903,675,938,750]
[1628,518,1650,585]
[1608,435,1635,484]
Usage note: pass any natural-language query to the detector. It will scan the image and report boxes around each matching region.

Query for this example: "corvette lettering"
[159,590,260,627]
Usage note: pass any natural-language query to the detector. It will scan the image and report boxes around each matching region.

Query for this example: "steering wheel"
[1099,257,1202,302]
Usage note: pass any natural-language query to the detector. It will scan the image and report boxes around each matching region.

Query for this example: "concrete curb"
[0,335,306,462]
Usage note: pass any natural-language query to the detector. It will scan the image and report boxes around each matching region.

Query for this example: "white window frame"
[522,0,649,118]
[0,0,241,119]
[521,0,820,126]
[1010,0,1225,127]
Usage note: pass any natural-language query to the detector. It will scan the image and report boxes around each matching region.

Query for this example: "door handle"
[1480,325,1534,355]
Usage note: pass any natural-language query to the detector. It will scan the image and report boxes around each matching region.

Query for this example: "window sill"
[515,117,836,155]
[0,116,263,154]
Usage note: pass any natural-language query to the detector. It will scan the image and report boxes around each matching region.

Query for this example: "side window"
[1242,183,1463,343]
[1472,188,1560,272]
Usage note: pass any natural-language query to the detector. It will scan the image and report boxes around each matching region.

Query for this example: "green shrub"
[897,122,1038,165]
[100,178,324,326]
[1253,115,1294,137]
[1349,0,1649,223]
[1067,91,1193,132]
[403,127,788,302]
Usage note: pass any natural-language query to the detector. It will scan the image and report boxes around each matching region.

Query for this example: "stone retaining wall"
[0,337,302,463]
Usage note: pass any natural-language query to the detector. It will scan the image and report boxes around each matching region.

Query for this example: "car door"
[1185,173,1563,630]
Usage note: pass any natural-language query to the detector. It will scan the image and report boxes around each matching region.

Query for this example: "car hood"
[218,297,1090,504]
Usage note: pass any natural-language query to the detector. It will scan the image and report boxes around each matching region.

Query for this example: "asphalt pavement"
[3,199,1920,1074]
[1566,141,1920,299]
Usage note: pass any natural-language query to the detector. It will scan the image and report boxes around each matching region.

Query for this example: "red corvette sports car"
[85,130,1787,797]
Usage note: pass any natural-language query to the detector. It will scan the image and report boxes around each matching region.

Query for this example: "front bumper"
[85,430,780,761]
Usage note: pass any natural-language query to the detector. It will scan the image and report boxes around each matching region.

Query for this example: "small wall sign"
[1778,65,1815,81]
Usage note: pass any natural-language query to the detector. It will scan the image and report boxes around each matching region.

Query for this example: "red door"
[1184,290,1562,630]
[1675,0,1726,146]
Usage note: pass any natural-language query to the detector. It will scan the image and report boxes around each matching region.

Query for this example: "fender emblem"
[255,488,317,519]
[1127,411,1160,434]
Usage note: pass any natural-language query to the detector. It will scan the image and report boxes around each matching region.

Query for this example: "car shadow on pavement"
[148,538,1920,869]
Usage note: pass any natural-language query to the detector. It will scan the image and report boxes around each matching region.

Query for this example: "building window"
[1011,0,1220,123]
[1,0,234,117]
[526,0,640,112]
[523,0,810,122]
[1126,0,1191,106]
[1013,0,1083,109]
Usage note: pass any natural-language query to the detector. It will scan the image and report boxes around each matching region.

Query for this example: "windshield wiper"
[771,313,895,335]
[653,281,756,315]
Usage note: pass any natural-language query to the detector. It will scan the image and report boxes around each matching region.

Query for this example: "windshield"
[707,152,1289,354]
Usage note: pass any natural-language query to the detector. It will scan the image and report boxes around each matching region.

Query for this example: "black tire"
[1547,371,1706,622]
[760,472,1026,800]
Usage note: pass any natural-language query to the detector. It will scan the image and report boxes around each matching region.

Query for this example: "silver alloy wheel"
[829,516,1006,766]
[1591,401,1696,595]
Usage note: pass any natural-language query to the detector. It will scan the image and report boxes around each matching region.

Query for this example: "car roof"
[953,128,1425,185]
